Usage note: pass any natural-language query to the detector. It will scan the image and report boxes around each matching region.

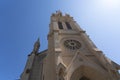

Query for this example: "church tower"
[20,11,120,80]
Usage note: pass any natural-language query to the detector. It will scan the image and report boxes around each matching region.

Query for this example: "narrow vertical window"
[65,22,72,30]
[58,68,64,80]
[58,21,63,29]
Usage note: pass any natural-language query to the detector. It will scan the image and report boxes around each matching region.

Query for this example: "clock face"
[64,40,81,50]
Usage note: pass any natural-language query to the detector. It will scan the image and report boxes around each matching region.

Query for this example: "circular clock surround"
[64,39,81,50]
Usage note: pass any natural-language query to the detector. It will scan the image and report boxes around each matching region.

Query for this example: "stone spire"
[32,38,40,54]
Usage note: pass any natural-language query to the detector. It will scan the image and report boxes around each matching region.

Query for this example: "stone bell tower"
[20,11,120,80]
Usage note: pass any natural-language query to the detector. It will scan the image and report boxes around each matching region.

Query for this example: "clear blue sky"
[0,0,120,80]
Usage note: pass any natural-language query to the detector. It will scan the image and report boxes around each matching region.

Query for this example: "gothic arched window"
[65,22,72,30]
[58,68,64,80]
[58,21,63,29]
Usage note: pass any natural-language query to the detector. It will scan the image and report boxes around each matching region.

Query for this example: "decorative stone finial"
[56,10,62,16]
[33,38,40,53]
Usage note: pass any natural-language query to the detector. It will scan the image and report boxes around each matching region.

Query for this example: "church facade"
[20,11,120,80]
